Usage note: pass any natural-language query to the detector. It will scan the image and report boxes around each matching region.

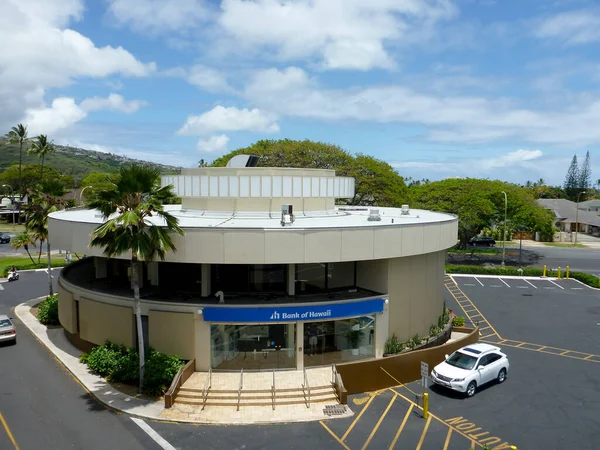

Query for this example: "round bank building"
[49,161,458,372]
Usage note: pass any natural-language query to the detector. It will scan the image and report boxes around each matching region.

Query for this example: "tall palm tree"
[5,123,29,200]
[89,165,184,393]
[11,232,37,264]
[25,179,67,295]
[28,135,55,181]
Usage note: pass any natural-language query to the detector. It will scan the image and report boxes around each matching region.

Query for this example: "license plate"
[435,379,450,387]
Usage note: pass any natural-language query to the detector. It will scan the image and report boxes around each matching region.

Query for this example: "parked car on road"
[0,233,10,244]
[431,343,509,397]
[0,315,17,345]
[469,236,496,246]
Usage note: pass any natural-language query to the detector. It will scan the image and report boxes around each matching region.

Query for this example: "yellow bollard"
[423,392,429,419]
[510,446,518,450]
[566,266,570,279]
[543,265,547,277]
[557,267,561,279]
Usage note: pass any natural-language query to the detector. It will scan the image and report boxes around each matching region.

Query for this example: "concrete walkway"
[15,298,351,425]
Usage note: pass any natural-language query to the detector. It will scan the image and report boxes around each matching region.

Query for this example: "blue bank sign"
[203,298,385,323]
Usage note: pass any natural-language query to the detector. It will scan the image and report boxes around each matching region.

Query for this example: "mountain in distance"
[0,138,182,180]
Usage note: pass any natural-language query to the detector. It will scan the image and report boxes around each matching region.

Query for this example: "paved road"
[522,243,600,275]
[0,270,163,450]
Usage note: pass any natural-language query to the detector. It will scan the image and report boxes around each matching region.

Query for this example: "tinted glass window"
[446,351,477,370]
[0,319,12,328]
[488,353,502,363]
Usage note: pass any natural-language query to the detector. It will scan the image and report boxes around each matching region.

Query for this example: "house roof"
[580,199,600,208]
[537,199,600,226]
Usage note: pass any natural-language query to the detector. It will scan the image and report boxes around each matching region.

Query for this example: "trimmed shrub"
[384,334,405,355]
[37,294,59,325]
[452,316,465,327]
[80,341,184,397]
[570,272,600,288]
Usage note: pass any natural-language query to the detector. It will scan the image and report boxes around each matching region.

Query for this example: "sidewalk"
[15,298,351,425]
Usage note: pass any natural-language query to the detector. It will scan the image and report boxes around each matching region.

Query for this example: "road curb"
[14,299,344,426]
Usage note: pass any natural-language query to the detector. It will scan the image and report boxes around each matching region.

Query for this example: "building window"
[328,262,355,289]
[211,264,286,294]
[296,262,356,294]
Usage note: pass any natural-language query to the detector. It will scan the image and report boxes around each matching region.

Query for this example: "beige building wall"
[194,318,211,371]
[356,259,389,293]
[79,298,134,347]
[386,250,446,342]
[58,282,77,333]
[148,311,195,360]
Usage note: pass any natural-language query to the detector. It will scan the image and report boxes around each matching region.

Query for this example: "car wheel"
[497,368,506,384]
[466,381,477,397]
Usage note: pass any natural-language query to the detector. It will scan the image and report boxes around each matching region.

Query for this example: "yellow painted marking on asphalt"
[585,355,594,360]
[560,351,570,356]
[0,412,19,450]
[515,343,526,348]
[445,281,502,339]
[388,404,413,450]
[415,415,432,450]
[479,326,491,331]
[442,428,452,450]
[320,421,351,450]
[341,394,376,441]
[361,394,397,450]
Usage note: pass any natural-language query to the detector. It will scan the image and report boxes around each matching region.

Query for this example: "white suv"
[431,343,509,397]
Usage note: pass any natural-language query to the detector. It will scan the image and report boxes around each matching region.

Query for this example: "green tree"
[89,165,184,392]
[579,151,591,191]
[564,155,579,201]
[28,135,55,181]
[78,172,118,204]
[411,178,555,248]
[212,139,409,206]
[0,164,71,197]
[198,158,211,167]
[4,124,29,199]
[25,179,67,294]
[10,232,37,264]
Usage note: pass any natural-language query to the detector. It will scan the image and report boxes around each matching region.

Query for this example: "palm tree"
[5,123,29,200]
[89,165,184,393]
[25,179,67,295]
[28,135,55,181]
[11,232,37,264]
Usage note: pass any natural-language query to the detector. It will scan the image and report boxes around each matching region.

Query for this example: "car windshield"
[0,319,12,328]
[445,351,477,370]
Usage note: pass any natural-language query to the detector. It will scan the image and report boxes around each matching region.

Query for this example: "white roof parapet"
[162,173,356,199]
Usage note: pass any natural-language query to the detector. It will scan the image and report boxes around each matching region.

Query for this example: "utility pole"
[501,191,507,268]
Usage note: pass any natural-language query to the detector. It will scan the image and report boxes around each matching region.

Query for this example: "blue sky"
[2,0,600,185]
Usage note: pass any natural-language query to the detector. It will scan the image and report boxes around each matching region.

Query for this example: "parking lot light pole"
[2,184,15,231]
[79,185,93,206]
[501,191,507,268]
[574,191,586,247]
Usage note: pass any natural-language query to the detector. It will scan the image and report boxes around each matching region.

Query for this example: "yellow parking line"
[415,415,432,450]
[585,355,594,360]
[442,428,452,450]
[0,412,19,450]
[320,422,351,450]
[445,284,502,339]
[341,394,376,441]
[388,404,414,450]
[361,394,397,450]
[560,351,569,356]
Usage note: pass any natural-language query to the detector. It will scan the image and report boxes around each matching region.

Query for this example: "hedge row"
[37,294,59,325]
[445,265,600,288]
[2,261,67,277]
[80,341,184,397]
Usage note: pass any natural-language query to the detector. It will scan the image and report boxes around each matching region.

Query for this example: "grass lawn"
[544,242,587,248]
[0,254,67,276]
[0,223,25,233]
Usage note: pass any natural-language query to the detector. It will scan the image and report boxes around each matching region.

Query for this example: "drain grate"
[323,405,347,416]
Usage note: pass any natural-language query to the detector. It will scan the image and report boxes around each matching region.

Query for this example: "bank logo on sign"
[270,311,280,320]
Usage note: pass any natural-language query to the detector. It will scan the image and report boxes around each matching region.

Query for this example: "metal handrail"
[331,363,336,385]
[302,366,311,408]
[201,367,212,410]
[271,368,276,411]
[237,368,244,411]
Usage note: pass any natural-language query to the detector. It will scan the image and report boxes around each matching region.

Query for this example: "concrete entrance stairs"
[174,366,338,409]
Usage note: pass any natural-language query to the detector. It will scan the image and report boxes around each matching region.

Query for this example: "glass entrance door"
[210,323,296,371]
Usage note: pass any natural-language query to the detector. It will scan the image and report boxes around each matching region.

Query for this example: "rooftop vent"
[226,154,259,168]
[281,204,295,226]
[367,208,381,221]
[401,204,410,215]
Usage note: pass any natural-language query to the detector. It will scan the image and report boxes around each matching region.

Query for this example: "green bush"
[429,323,441,336]
[446,265,600,288]
[384,333,405,355]
[80,341,184,396]
[142,349,185,397]
[452,316,465,327]
[37,294,59,325]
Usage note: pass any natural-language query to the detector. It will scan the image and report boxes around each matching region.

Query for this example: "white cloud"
[178,105,279,135]
[80,94,148,113]
[106,0,211,35]
[23,94,148,135]
[24,97,87,136]
[196,134,230,153]
[535,9,600,45]
[164,65,233,93]
[0,0,155,131]
[243,66,600,146]
[218,0,457,70]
